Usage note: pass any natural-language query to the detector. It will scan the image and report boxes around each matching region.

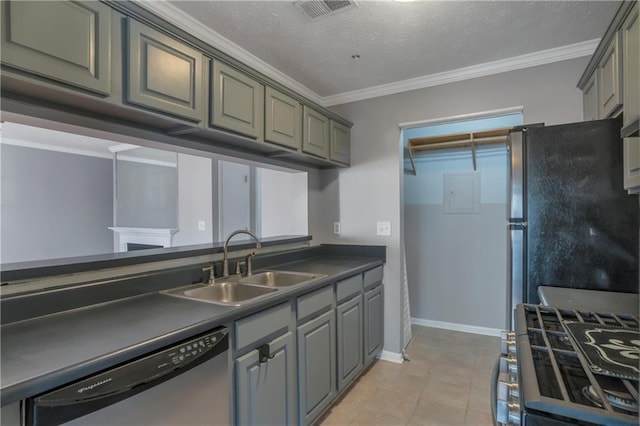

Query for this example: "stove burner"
[582,385,638,413]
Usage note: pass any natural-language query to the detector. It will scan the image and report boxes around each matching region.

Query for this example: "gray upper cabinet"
[329,120,351,164]
[364,285,383,365]
[582,73,599,121]
[212,61,264,139]
[302,106,330,158]
[126,19,204,122]
[336,294,363,392]
[622,5,639,130]
[236,331,296,426]
[598,33,623,119]
[1,0,111,95]
[265,86,302,150]
[297,310,336,425]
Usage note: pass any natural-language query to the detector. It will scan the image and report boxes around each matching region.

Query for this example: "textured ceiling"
[169,0,618,97]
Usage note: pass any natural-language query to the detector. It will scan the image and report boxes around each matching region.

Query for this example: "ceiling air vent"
[294,0,359,21]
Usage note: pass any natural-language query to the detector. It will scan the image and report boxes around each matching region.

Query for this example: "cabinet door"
[330,120,351,164]
[598,33,623,119]
[297,310,336,425]
[302,106,330,158]
[236,332,296,426]
[622,6,639,129]
[1,0,111,95]
[364,285,383,365]
[265,86,301,150]
[336,295,363,391]
[127,19,204,122]
[582,73,599,121]
[212,61,264,139]
[623,137,640,193]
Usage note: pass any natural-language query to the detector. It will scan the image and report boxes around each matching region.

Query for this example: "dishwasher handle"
[27,328,228,426]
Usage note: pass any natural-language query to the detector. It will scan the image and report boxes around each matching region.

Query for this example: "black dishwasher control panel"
[168,331,222,367]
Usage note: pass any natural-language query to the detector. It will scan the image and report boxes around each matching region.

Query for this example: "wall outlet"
[376,221,391,236]
[198,220,206,231]
[333,222,341,235]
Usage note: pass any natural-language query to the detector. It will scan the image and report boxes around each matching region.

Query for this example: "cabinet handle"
[258,343,275,363]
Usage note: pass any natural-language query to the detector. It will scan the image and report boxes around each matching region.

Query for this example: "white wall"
[173,153,213,246]
[326,57,588,355]
[1,144,113,263]
[258,168,308,237]
[405,149,507,330]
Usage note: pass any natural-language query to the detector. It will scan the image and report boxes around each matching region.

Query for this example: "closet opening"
[400,109,523,337]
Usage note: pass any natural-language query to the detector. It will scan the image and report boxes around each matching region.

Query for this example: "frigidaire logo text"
[77,378,112,393]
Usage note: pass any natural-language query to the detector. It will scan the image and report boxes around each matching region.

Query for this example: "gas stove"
[496,304,639,425]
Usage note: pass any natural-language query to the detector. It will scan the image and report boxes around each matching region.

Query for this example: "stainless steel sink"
[162,281,277,306]
[239,270,325,287]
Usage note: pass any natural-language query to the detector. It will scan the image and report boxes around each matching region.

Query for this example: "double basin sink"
[163,271,326,306]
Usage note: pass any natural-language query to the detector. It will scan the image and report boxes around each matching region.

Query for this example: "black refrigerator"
[507,118,639,326]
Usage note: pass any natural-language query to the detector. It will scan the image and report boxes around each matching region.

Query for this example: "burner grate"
[517,304,639,425]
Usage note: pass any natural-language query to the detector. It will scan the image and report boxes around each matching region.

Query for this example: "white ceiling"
[167,0,619,101]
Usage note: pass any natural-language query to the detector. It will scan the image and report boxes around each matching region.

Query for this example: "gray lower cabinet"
[236,331,296,426]
[126,19,204,122]
[212,61,264,139]
[265,86,302,150]
[364,284,383,365]
[297,310,336,425]
[1,0,111,95]
[302,106,330,158]
[336,294,363,391]
[329,120,350,164]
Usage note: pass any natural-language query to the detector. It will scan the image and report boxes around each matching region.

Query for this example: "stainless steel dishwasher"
[26,327,229,426]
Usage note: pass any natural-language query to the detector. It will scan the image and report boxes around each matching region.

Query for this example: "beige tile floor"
[318,326,500,426]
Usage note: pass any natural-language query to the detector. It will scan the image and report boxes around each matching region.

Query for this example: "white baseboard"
[411,318,501,337]
[377,350,404,364]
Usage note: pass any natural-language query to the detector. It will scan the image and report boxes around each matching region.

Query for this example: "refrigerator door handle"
[508,131,525,221]
[507,225,525,329]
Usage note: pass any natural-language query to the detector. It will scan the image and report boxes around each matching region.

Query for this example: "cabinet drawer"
[336,274,362,303]
[235,302,290,351]
[363,266,383,289]
[297,285,333,322]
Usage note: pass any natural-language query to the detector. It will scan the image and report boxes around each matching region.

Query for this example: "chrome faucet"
[222,230,261,277]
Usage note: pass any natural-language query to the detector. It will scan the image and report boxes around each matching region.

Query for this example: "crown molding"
[137,0,323,105]
[323,39,600,106]
[134,1,599,108]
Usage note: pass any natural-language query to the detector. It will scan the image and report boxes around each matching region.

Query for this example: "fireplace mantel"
[109,227,179,252]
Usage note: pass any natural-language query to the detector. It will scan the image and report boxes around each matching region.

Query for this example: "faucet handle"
[245,252,256,276]
[202,264,216,284]
[234,260,245,275]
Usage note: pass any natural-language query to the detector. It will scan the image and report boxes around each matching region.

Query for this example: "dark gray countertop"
[538,286,639,316]
[1,255,383,405]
